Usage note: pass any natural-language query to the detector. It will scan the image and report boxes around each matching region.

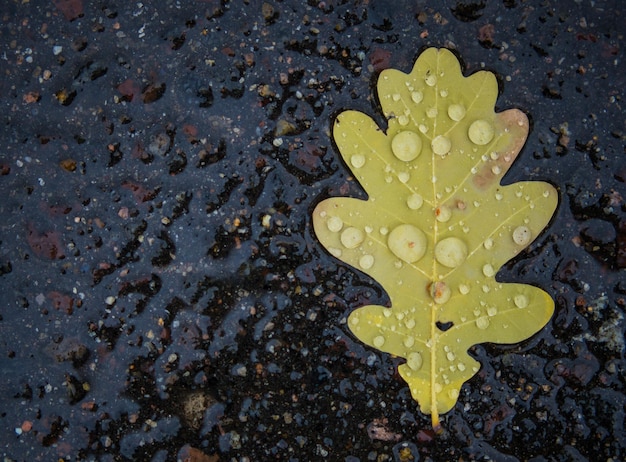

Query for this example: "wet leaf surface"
[0,1,624,461]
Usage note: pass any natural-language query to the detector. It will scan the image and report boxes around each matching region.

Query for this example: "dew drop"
[398,115,409,126]
[359,254,374,270]
[425,73,437,86]
[434,237,468,268]
[406,352,423,371]
[407,193,424,210]
[373,335,385,348]
[427,107,438,118]
[411,91,423,104]
[340,227,364,248]
[514,294,529,308]
[418,124,428,134]
[487,306,498,316]
[476,316,490,329]
[483,237,494,250]
[543,189,551,198]
[392,93,401,102]
[447,103,466,121]
[398,172,410,183]
[329,247,342,258]
[350,316,359,326]
[430,281,451,304]
[327,216,343,232]
[435,205,452,222]
[405,318,416,329]
[495,192,503,201]
[512,226,531,246]
[457,362,466,372]
[491,165,502,175]
[388,224,428,263]
[482,263,495,277]
[440,89,448,97]
[446,351,456,361]
[459,284,470,295]
[350,154,365,168]
[431,135,451,156]
[404,336,415,348]
[468,119,495,145]
[448,388,459,400]
[380,227,389,235]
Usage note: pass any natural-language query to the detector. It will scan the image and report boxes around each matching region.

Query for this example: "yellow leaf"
[312,48,557,430]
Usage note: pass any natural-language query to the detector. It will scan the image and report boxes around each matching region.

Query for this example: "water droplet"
[398,172,410,183]
[388,224,427,263]
[431,135,451,156]
[385,175,393,183]
[448,388,459,400]
[427,107,438,118]
[429,281,451,304]
[543,189,551,198]
[468,119,495,145]
[383,309,392,318]
[447,104,466,121]
[425,73,437,86]
[440,89,448,97]
[392,93,401,102]
[404,336,415,348]
[340,227,364,248]
[405,318,416,329]
[457,362,466,371]
[514,294,529,308]
[327,216,343,232]
[380,227,389,235]
[418,124,428,134]
[495,192,503,200]
[373,335,385,348]
[365,226,373,233]
[406,352,423,371]
[482,284,490,293]
[329,247,342,258]
[398,115,409,126]
[487,306,498,316]
[434,382,443,393]
[411,91,423,104]
[512,225,531,246]
[435,205,452,222]
[446,351,455,361]
[350,154,365,168]
[458,284,470,295]
[482,263,495,277]
[476,316,490,329]
[434,237,468,268]
[483,237,494,249]
[359,254,374,270]
[407,193,424,210]
[491,165,502,175]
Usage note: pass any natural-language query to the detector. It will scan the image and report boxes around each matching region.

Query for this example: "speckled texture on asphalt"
[0,1,624,461]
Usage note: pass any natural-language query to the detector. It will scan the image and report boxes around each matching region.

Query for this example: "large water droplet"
[425,73,437,86]
[411,91,423,104]
[407,193,424,210]
[388,224,427,263]
[482,263,495,278]
[429,281,451,304]
[327,216,343,232]
[435,205,452,222]
[514,294,529,308]
[391,131,423,162]
[404,336,415,348]
[406,352,423,371]
[447,104,466,121]
[468,119,495,145]
[476,316,490,329]
[434,237,468,268]
[431,135,451,156]
[487,306,498,316]
[359,254,374,270]
[350,154,365,168]
[340,227,364,248]
[512,226,531,246]
[373,335,385,347]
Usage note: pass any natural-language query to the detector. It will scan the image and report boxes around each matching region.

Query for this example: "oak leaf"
[313,48,557,430]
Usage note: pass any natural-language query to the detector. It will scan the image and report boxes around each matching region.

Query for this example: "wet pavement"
[0,1,625,460]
